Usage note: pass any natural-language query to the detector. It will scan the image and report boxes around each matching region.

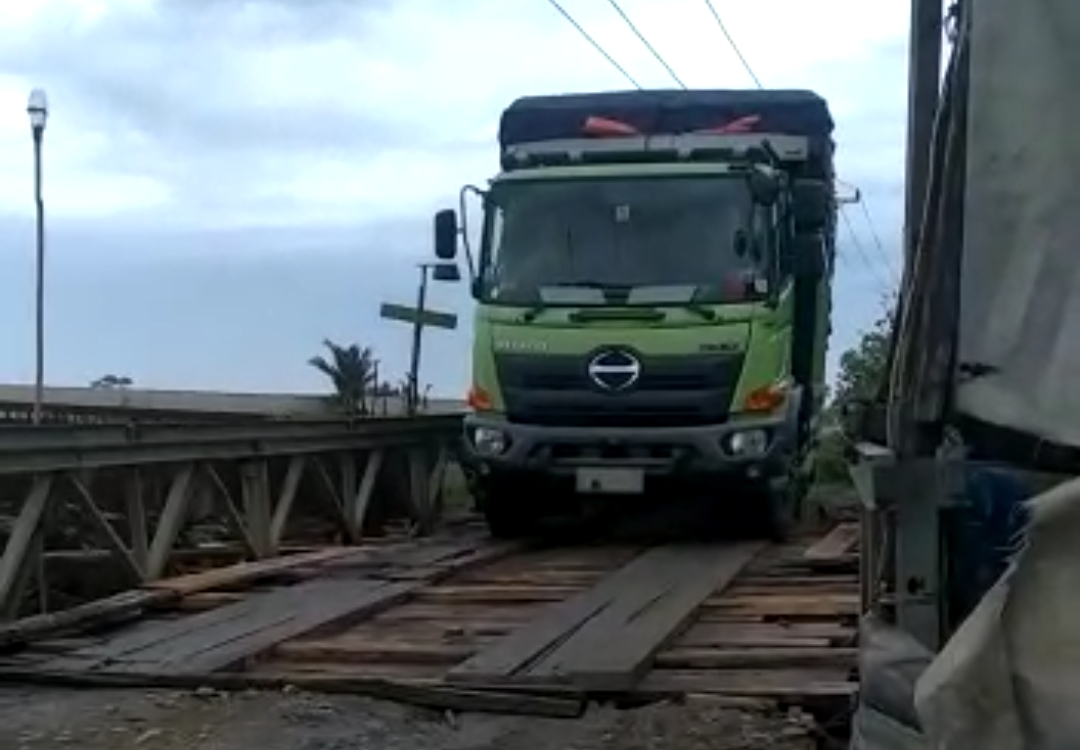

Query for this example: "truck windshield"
[480,175,767,306]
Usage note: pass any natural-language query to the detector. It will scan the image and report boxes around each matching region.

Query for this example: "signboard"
[379,302,458,331]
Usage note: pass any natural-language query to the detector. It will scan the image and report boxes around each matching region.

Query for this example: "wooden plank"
[146,547,365,596]
[0,589,174,649]
[524,542,762,691]
[416,585,579,604]
[38,537,515,677]
[0,667,584,719]
[676,621,855,649]
[447,542,761,690]
[135,579,417,675]
[273,637,476,665]
[656,646,858,669]
[637,668,859,701]
[43,587,307,671]
[804,523,860,561]
[446,550,658,685]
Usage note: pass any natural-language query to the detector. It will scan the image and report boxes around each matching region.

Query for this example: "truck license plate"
[575,467,645,495]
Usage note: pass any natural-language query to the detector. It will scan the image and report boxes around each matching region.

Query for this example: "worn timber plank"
[33,538,515,678]
[524,542,762,691]
[0,667,585,718]
[149,547,382,595]
[0,589,174,650]
[803,523,860,561]
[448,542,762,691]
[41,577,414,675]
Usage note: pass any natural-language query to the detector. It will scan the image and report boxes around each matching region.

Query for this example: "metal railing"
[0,414,467,621]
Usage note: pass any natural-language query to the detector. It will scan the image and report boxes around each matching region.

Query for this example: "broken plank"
[523,542,763,691]
[803,523,860,561]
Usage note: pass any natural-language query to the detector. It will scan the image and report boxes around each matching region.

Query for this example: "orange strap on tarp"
[582,116,640,137]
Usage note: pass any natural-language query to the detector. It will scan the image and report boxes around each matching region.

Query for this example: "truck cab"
[433,89,836,539]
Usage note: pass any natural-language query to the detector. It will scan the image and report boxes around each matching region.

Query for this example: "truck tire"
[748,481,797,543]
[475,474,540,539]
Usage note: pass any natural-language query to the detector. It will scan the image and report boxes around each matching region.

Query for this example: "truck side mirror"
[792,180,830,231]
[433,209,458,260]
[748,171,780,206]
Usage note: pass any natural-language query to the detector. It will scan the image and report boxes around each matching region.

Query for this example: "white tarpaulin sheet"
[956,0,1080,447]
[913,475,1080,749]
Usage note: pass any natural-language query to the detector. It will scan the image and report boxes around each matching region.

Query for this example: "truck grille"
[495,352,745,428]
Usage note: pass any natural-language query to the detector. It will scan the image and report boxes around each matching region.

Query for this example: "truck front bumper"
[462,411,797,482]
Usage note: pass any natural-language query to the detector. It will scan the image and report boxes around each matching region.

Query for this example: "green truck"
[433,89,836,539]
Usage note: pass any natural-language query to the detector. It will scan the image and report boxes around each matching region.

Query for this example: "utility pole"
[903,0,944,280]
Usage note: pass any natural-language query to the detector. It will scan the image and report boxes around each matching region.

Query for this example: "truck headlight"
[472,426,508,456]
[727,429,769,458]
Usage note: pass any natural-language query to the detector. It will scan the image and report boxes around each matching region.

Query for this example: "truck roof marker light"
[699,114,762,134]
[582,116,639,137]
[467,385,493,412]
[743,381,788,413]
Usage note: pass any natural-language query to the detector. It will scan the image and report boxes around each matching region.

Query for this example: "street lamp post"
[27,88,48,426]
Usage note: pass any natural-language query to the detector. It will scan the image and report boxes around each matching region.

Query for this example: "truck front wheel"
[475,474,541,539]
[748,479,800,543]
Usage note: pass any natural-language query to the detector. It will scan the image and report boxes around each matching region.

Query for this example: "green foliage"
[812,312,894,485]
[831,312,892,409]
[308,339,377,415]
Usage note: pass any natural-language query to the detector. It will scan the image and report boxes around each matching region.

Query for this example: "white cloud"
[0,0,909,390]
[0,0,907,229]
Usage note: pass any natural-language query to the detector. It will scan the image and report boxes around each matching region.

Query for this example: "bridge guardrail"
[0,414,465,474]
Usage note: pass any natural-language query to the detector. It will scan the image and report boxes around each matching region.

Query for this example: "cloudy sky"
[0,0,907,396]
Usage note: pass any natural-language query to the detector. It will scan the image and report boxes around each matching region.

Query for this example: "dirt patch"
[0,686,817,750]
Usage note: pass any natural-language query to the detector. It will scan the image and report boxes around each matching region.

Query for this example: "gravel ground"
[0,686,817,750]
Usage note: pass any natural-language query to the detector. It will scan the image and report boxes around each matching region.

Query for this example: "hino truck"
[432,89,837,539]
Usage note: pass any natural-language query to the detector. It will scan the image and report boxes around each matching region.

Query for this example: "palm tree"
[308,339,376,415]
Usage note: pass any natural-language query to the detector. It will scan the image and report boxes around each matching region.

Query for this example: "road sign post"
[380,264,458,415]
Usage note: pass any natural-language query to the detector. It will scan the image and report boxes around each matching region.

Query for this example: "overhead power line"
[840,206,895,303]
[701,0,763,89]
[699,0,896,296]
[858,200,901,284]
[605,0,687,88]
[545,0,642,89]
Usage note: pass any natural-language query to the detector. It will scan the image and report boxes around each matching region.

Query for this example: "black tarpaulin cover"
[498,88,834,151]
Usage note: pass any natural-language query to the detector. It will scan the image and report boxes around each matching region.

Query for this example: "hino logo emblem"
[587,349,641,392]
